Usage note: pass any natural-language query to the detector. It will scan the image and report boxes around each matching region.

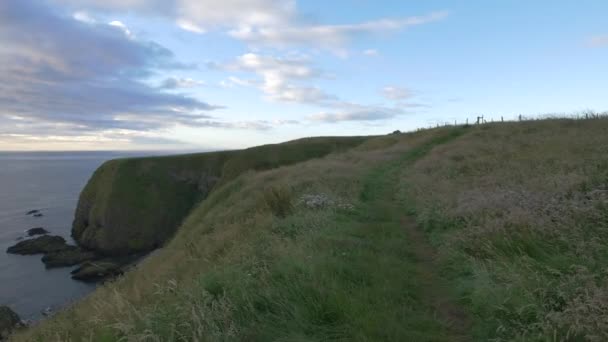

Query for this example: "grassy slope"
[400,119,608,341]
[73,136,368,255]
[14,118,608,341]
[16,128,466,341]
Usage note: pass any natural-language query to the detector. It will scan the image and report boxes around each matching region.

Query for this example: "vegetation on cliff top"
[13,118,608,341]
[72,136,368,255]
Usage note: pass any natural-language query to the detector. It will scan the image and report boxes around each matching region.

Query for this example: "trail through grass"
[352,128,470,341]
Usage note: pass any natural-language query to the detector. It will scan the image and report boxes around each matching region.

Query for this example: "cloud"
[382,86,413,100]
[363,49,379,56]
[309,103,404,123]
[211,53,334,104]
[0,0,221,137]
[229,11,448,48]
[161,77,206,89]
[56,0,296,32]
[108,20,134,38]
[58,1,446,50]
[587,35,608,47]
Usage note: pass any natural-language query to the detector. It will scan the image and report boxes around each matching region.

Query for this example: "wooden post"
[501,116,504,122]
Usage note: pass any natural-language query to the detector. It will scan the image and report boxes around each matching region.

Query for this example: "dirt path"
[401,215,471,340]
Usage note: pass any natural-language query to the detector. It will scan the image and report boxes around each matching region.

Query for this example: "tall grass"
[399,118,608,341]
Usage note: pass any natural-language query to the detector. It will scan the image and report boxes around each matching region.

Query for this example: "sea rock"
[71,260,123,282]
[41,307,54,317]
[42,246,97,268]
[25,210,39,215]
[0,306,21,340]
[26,227,49,236]
[33,213,43,217]
[6,235,67,255]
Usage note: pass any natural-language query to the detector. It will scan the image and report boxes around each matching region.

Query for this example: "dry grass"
[400,118,608,341]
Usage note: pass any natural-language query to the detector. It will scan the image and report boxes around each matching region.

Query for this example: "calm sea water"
[0,151,159,320]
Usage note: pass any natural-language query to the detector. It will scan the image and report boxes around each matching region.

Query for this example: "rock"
[25,210,39,215]
[0,306,21,340]
[41,307,53,317]
[33,213,43,217]
[71,260,123,282]
[42,246,97,268]
[6,235,67,255]
[26,227,49,236]
[299,194,334,209]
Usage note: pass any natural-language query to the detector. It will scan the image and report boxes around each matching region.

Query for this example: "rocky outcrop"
[41,246,97,268]
[0,306,21,340]
[71,260,123,282]
[7,235,67,255]
[7,235,99,269]
[26,227,49,236]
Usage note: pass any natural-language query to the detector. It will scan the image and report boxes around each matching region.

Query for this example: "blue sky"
[1,0,607,150]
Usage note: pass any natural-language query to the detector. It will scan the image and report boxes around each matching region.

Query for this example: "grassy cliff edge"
[72,136,368,255]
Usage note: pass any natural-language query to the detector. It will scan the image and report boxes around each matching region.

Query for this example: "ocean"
[0,151,156,320]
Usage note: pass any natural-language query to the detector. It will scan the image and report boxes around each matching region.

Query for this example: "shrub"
[263,185,294,218]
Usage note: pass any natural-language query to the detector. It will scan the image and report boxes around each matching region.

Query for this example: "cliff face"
[72,137,368,256]
[72,151,230,255]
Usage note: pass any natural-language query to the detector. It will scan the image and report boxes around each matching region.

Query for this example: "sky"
[1,0,607,151]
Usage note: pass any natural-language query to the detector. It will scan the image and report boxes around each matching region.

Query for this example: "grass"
[14,128,467,341]
[73,136,368,255]
[399,118,608,341]
[12,117,608,341]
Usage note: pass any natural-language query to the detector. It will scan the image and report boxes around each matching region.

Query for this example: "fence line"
[414,111,608,132]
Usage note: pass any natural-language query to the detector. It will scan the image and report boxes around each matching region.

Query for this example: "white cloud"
[57,0,296,32]
[108,20,134,38]
[73,11,96,24]
[382,86,412,100]
[229,11,448,48]
[212,53,334,104]
[176,19,205,34]
[309,103,404,123]
[587,35,608,47]
[59,1,447,50]
[363,49,379,56]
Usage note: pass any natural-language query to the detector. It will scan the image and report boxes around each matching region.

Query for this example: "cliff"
[71,137,368,256]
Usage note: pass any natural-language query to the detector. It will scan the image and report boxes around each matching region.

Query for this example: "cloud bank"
[0,0,221,141]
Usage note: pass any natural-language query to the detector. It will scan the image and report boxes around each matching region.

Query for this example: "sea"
[0,151,163,321]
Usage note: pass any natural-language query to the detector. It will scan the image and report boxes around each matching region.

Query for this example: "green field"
[13,118,608,341]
